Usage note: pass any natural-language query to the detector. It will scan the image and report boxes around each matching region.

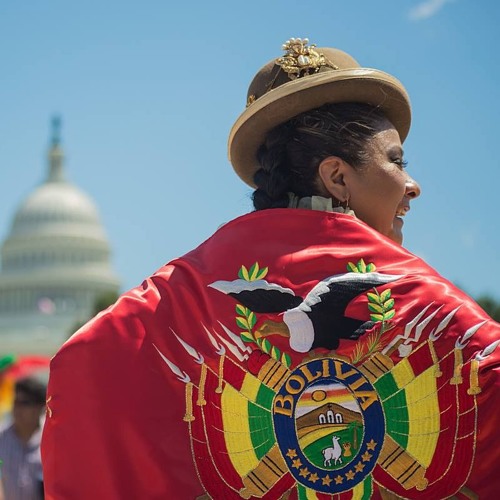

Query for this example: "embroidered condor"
[209,272,402,352]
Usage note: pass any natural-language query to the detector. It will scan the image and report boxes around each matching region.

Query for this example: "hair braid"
[252,125,293,210]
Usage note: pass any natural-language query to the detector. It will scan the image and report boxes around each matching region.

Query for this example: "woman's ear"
[317,156,349,201]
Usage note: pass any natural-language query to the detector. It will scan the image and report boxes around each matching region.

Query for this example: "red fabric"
[41,210,500,499]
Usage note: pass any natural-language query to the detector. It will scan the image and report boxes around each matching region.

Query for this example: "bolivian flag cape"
[42,210,500,499]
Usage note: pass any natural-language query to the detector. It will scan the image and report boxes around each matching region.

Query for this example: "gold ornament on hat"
[277,37,338,80]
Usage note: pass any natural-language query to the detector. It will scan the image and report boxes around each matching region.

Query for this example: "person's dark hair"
[15,376,47,405]
[252,102,387,210]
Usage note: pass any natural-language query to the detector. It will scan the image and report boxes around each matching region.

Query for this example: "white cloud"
[409,0,456,21]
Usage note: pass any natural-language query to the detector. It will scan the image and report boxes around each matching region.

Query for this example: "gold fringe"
[450,348,463,385]
[467,358,481,395]
[215,355,225,394]
[46,395,53,418]
[197,364,207,406]
[428,340,442,377]
[183,382,195,422]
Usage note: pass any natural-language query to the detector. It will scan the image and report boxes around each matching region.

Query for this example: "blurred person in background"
[0,377,45,500]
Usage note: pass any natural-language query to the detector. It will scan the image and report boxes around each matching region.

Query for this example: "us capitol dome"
[0,118,120,355]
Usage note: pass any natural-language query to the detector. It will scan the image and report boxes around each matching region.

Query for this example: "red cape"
[42,211,500,499]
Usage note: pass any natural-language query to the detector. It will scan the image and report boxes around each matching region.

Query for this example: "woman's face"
[346,120,421,245]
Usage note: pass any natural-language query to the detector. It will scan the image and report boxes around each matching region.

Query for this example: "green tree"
[68,290,120,338]
[91,290,119,317]
[347,420,362,450]
[476,295,500,322]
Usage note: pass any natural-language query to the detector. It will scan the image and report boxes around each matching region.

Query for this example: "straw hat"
[228,38,411,187]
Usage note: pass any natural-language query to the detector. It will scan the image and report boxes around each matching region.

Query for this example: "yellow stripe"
[391,358,414,387]
[391,359,440,467]
[404,366,439,466]
[221,377,260,476]
[305,487,319,499]
[351,479,365,500]
[239,371,261,401]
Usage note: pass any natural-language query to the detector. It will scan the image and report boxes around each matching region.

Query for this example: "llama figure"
[322,435,342,467]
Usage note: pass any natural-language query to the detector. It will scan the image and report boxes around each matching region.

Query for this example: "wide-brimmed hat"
[228,38,411,187]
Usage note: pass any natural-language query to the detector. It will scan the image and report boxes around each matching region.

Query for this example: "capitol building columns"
[0,118,120,355]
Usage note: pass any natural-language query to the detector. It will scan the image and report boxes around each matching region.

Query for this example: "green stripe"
[374,372,409,448]
[248,383,275,460]
[361,475,373,500]
[296,484,309,500]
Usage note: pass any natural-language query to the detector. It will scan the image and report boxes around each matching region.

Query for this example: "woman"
[42,39,499,499]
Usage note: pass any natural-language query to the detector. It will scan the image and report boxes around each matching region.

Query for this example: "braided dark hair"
[252,102,387,210]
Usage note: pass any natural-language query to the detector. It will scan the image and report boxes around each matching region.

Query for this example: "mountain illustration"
[297,401,363,439]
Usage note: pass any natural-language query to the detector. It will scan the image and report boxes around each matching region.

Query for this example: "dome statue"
[0,117,120,355]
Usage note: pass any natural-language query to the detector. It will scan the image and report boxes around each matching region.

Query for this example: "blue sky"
[0,0,499,300]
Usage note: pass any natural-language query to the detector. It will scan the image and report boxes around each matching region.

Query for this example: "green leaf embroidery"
[240,332,254,343]
[357,259,367,273]
[249,262,259,281]
[351,270,396,364]
[347,262,359,273]
[368,303,384,314]
[366,286,395,325]
[383,309,396,320]
[236,317,249,330]
[235,304,247,316]
[261,338,271,354]
[271,346,281,359]
[383,298,395,309]
[233,263,292,366]
[347,259,376,274]
[248,311,257,329]
[256,267,268,280]
[238,262,268,282]
[281,352,291,368]
[238,265,249,281]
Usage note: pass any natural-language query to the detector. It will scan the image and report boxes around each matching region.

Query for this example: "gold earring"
[341,195,350,212]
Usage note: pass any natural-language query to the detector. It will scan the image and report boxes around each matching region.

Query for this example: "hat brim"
[228,68,411,188]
